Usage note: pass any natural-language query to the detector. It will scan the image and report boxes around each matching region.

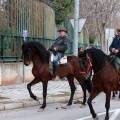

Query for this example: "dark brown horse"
[22,41,90,111]
[81,47,119,120]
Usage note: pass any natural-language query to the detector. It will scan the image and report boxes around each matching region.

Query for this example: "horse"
[80,47,120,120]
[22,41,91,111]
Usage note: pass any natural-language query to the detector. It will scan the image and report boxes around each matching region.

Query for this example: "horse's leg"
[76,77,87,107]
[39,81,48,110]
[112,91,115,98]
[85,77,93,94]
[81,82,87,105]
[67,75,76,106]
[27,78,40,101]
[105,92,111,120]
[87,88,100,119]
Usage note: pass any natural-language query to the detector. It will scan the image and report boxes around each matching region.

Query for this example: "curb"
[0,93,83,111]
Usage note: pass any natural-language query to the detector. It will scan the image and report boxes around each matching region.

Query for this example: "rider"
[109,27,120,84]
[49,27,70,81]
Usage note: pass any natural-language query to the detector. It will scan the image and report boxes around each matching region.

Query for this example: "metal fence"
[0,35,56,61]
[0,35,101,62]
[0,0,56,62]
[0,0,101,62]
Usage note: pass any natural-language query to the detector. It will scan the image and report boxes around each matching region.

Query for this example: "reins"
[80,54,117,77]
[91,54,117,76]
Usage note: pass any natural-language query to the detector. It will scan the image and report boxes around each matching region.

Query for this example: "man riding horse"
[109,27,120,84]
[48,27,70,81]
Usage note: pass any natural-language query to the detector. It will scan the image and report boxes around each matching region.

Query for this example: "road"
[0,93,120,120]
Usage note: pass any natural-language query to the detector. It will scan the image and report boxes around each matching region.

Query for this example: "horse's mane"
[22,41,49,63]
[86,48,115,70]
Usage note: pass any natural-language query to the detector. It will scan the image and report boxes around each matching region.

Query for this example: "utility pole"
[73,0,80,89]
[73,0,79,56]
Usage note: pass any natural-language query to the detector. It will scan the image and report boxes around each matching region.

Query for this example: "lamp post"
[73,0,80,56]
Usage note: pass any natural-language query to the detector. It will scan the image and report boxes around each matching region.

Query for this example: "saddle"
[49,52,67,75]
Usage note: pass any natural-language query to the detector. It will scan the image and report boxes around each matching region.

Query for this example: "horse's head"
[79,50,92,75]
[22,42,35,66]
[22,41,49,66]
[84,48,107,71]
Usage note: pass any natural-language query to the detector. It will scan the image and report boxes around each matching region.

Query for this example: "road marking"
[110,109,120,120]
[76,108,120,120]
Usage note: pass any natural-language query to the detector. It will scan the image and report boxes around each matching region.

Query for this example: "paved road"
[1,93,120,120]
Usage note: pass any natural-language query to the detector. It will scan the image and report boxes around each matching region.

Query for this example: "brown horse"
[81,47,119,120]
[22,41,90,111]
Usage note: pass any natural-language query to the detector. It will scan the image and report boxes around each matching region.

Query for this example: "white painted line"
[110,109,120,120]
[76,108,120,120]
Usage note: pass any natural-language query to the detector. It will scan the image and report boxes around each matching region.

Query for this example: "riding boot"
[52,66,60,81]
[51,66,56,80]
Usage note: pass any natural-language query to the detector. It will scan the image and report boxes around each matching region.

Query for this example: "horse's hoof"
[80,104,86,108]
[38,108,44,112]
[36,96,40,101]
[105,116,109,120]
[66,105,71,109]
[94,115,99,120]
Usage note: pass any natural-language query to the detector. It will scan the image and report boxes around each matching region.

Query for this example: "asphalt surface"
[1,93,120,120]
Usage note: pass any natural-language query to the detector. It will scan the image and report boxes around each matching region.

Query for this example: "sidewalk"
[0,81,83,111]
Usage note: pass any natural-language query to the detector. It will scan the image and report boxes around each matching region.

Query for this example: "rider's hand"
[53,47,57,51]
[112,48,116,53]
[115,49,119,53]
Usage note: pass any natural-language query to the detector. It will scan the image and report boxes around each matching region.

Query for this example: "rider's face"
[117,31,120,36]
[59,31,66,37]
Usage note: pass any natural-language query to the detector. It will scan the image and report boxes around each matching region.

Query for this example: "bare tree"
[79,0,120,51]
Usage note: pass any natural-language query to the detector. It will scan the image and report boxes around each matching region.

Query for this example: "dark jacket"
[109,35,120,58]
[49,35,70,54]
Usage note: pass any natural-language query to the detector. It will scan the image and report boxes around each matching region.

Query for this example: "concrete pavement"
[1,93,120,120]
[0,81,83,111]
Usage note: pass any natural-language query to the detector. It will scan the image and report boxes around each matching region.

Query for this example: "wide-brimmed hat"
[58,27,67,32]
[117,27,120,31]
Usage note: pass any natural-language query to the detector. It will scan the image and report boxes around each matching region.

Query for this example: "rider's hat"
[117,27,120,32]
[58,27,67,33]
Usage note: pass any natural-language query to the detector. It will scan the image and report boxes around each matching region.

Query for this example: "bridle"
[79,56,92,77]
[83,53,117,76]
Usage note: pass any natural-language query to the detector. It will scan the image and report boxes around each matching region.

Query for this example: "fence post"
[1,35,4,59]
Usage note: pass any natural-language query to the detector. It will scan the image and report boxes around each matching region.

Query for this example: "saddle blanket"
[49,53,67,75]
